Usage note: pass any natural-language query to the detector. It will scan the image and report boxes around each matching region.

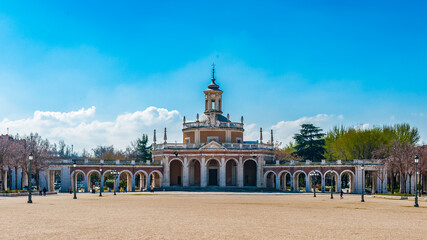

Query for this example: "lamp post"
[310,172,317,197]
[414,155,419,207]
[99,163,103,197]
[112,169,118,195]
[27,152,33,204]
[73,159,77,199]
[361,164,365,202]
[330,170,334,199]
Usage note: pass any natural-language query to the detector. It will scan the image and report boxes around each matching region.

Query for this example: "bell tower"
[204,64,223,114]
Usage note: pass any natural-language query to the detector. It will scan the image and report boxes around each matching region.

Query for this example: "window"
[185,138,190,144]
[207,136,219,142]
[211,101,215,110]
[236,138,242,143]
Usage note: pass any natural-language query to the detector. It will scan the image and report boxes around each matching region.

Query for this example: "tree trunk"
[400,173,406,194]
[408,174,412,195]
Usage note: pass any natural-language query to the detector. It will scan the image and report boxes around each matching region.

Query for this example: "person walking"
[340,189,344,199]
[43,187,47,196]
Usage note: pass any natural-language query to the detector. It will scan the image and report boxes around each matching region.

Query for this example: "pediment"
[199,141,226,150]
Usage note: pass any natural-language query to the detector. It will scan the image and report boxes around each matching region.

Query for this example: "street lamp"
[73,159,77,199]
[414,155,419,207]
[111,169,119,195]
[361,164,365,202]
[310,172,318,197]
[330,170,334,199]
[27,152,33,204]
[99,163,103,197]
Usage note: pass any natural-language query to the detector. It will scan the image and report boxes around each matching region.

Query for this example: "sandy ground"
[1,192,426,240]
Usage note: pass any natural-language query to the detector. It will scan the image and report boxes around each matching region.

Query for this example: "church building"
[151,67,275,188]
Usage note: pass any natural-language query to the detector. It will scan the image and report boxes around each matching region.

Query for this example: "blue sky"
[1,1,426,151]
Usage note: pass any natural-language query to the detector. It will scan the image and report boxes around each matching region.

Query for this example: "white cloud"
[1,106,181,153]
[244,114,344,146]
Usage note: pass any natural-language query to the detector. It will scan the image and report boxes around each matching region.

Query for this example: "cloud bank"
[1,106,181,152]
[1,105,352,153]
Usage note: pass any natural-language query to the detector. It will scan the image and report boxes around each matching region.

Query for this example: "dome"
[199,114,229,123]
[207,80,220,90]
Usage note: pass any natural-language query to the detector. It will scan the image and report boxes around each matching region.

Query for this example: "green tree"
[293,124,325,162]
[136,134,152,163]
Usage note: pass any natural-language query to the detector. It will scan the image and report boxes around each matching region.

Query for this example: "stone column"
[256,156,262,188]
[139,174,143,191]
[84,173,89,193]
[305,175,310,192]
[226,130,231,143]
[220,156,226,187]
[61,167,71,193]
[183,156,190,187]
[115,176,120,192]
[195,130,200,144]
[49,170,55,192]
[22,172,28,190]
[337,175,341,193]
[321,175,325,193]
[3,170,8,190]
[16,168,22,190]
[100,174,104,193]
[289,173,293,192]
[237,156,244,187]
[11,169,16,190]
[201,156,207,187]
[131,173,136,192]
[275,173,280,190]
[163,156,170,187]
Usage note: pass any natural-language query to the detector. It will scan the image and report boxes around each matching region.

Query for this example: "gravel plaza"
[1,192,426,239]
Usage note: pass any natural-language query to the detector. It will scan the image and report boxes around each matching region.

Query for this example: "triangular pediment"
[199,141,226,150]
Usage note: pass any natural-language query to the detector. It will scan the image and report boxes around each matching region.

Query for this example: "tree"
[92,145,115,159]
[274,141,301,161]
[135,134,152,163]
[293,124,325,162]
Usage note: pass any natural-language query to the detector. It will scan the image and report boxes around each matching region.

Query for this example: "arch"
[243,159,257,186]
[325,170,339,193]
[340,170,355,193]
[135,170,148,191]
[243,158,258,166]
[225,158,238,186]
[102,170,115,192]
[119,170,133,192]
[293,170,307,192]
[168,158,184,166]
[206,158,220,186]
[308,170,323,192]
[264,171,277,188]
[170,159,183,186]
[189,159,201,186]
[148,170,163,188]
[278,170,292,191]
[71,170,86,192]
[87,170,101,192]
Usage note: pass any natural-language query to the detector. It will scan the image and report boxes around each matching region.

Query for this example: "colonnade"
[70,169,163,193]
[164,157,261,188]
[264,170,357,193]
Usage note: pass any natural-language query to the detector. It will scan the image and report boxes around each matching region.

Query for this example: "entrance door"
[208,169,218,186]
